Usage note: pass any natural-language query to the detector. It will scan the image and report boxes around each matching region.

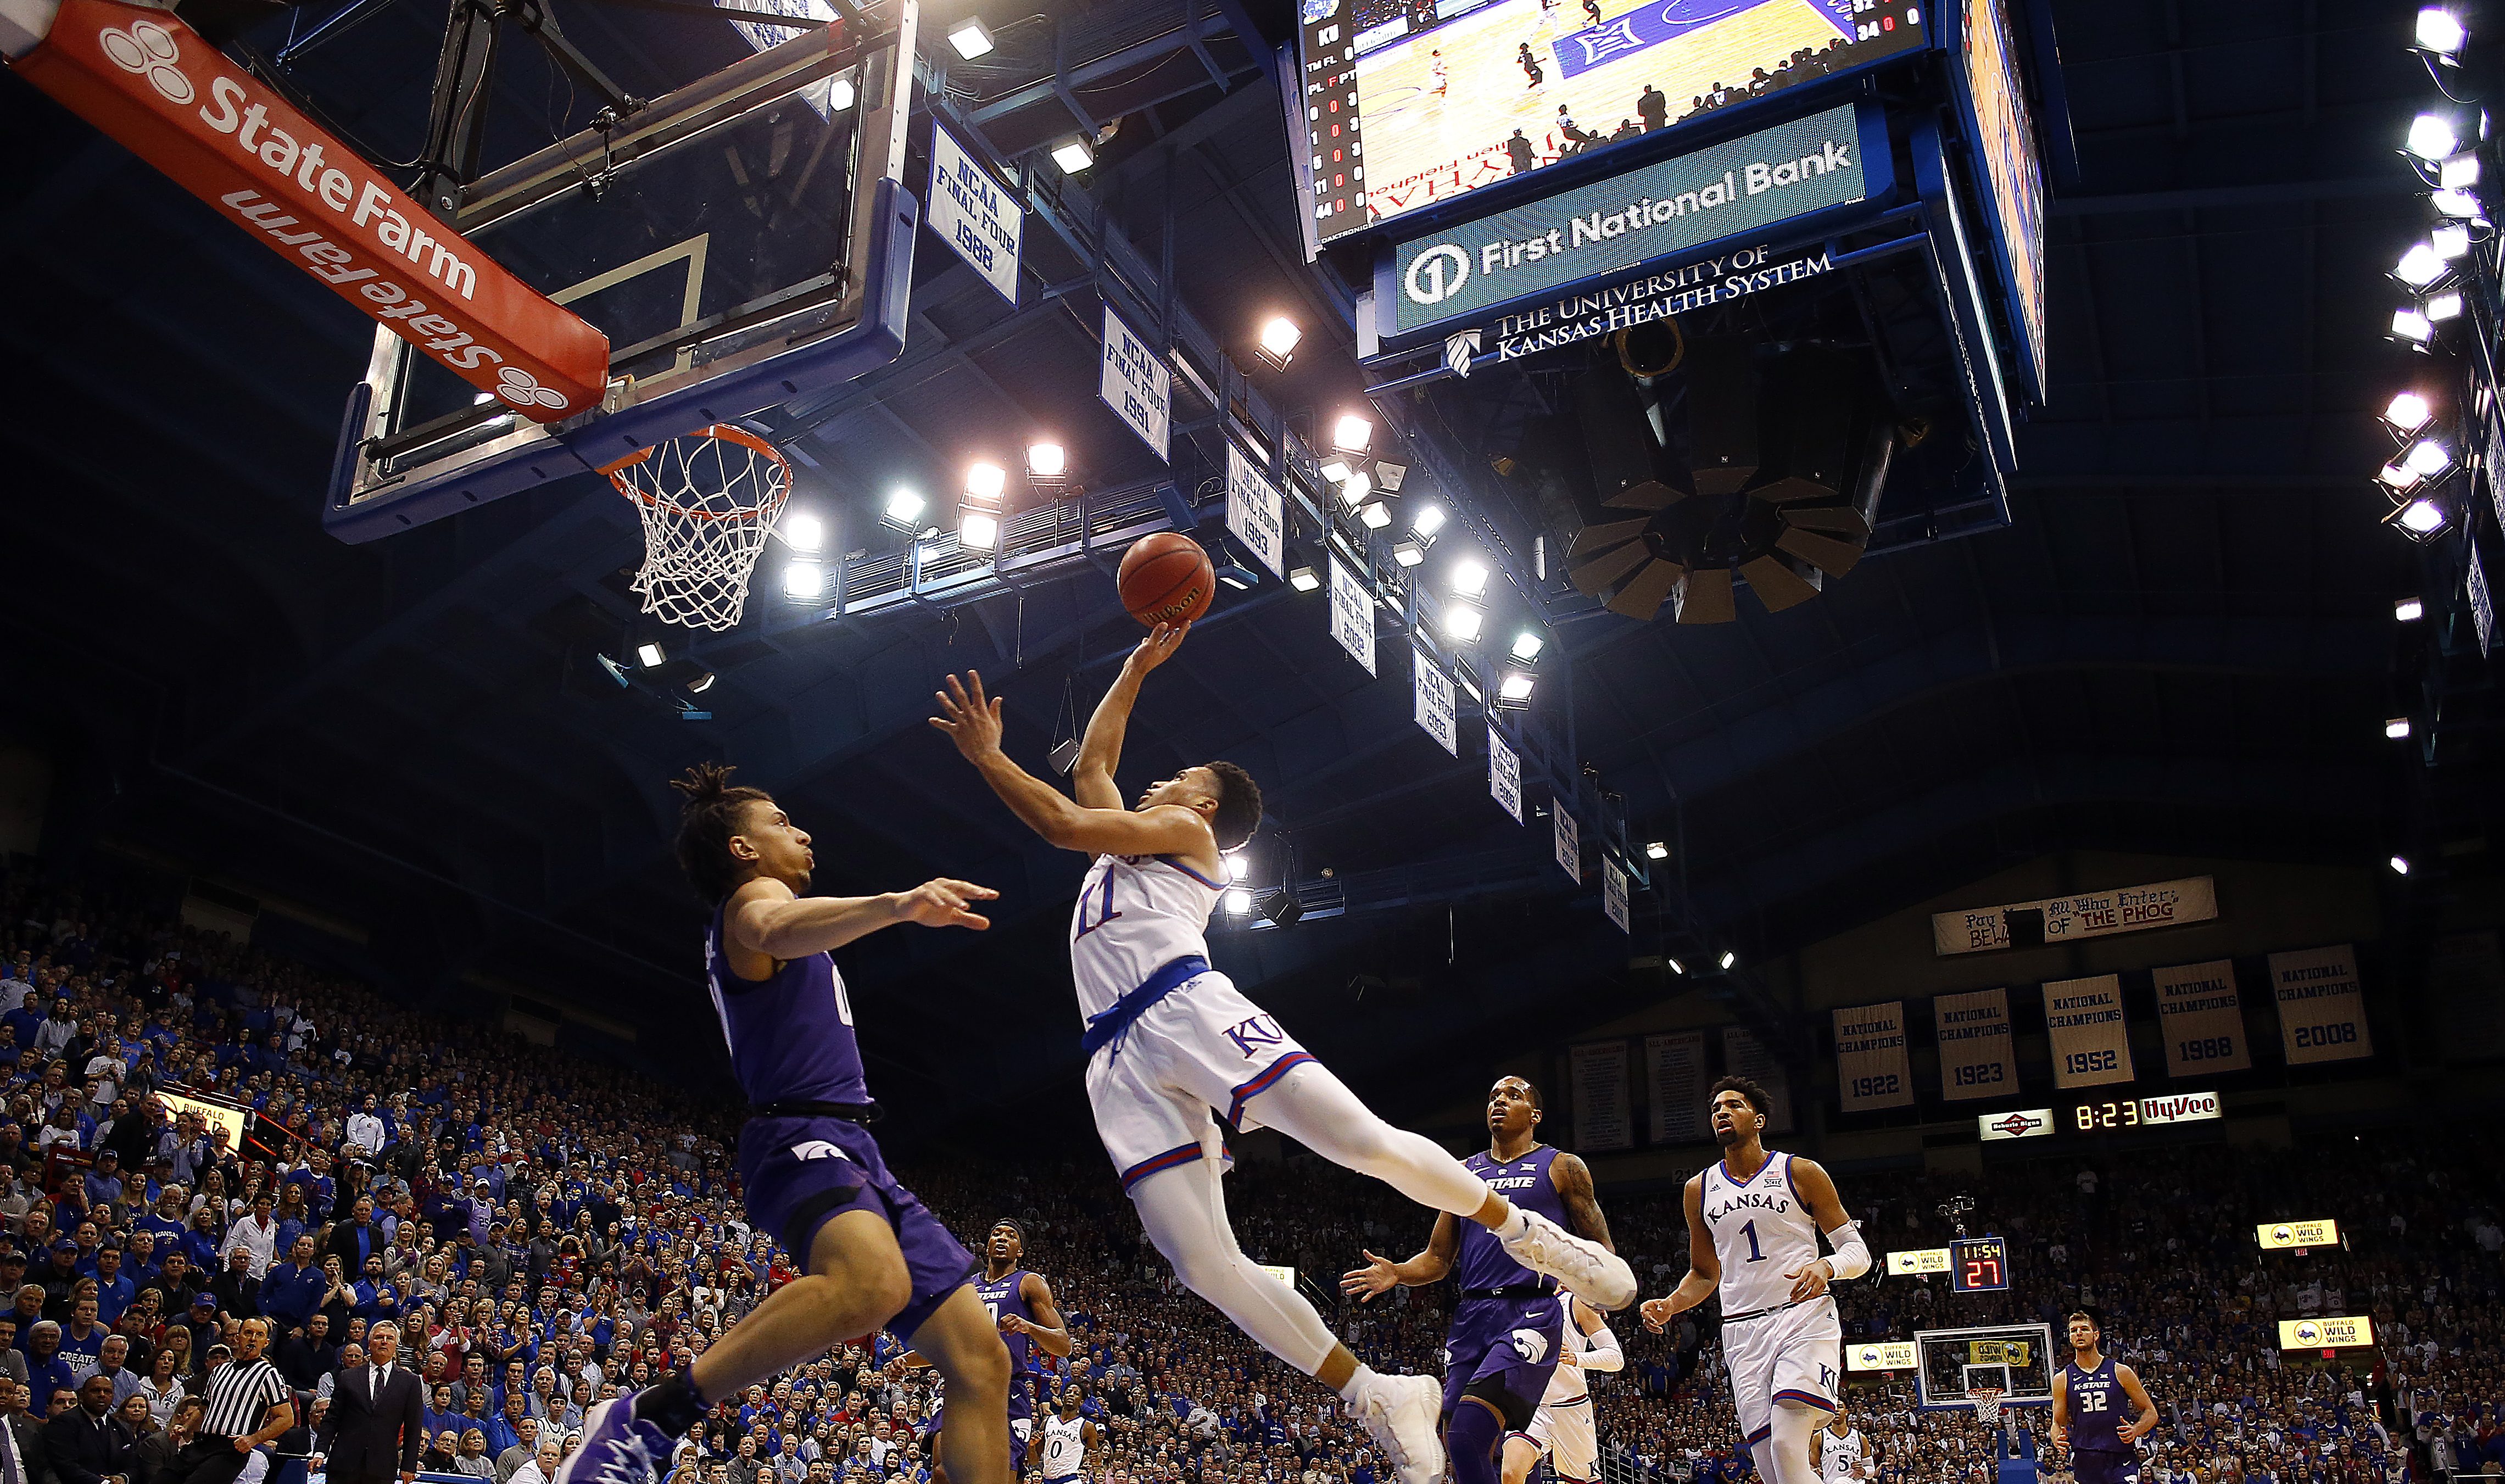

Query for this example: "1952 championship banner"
[1934,875,2218,956]
[1933,987,2016,1101]
[1833,1001,1913,1112]
[6,0,606,417]
[2043,974,2134,1089]
[2267,944,2375,1065]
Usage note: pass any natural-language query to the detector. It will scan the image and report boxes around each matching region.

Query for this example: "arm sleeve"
[1822,1223,1871,1281]
[1578,1322,1626,1374]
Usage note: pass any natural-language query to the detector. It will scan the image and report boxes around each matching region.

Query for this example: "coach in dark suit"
[42,1375,131,1484]
[311,1322,422,1484]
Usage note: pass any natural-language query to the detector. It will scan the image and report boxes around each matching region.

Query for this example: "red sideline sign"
[9,0,607,420]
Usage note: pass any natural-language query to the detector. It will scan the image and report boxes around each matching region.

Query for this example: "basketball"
[1117,532,1215,627]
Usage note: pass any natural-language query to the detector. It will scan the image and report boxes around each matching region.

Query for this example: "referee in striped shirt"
[157,1318,295,1484]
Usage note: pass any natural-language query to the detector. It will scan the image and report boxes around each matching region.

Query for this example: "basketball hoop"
[1973,1387,2004,1431]
[600,425,792,632]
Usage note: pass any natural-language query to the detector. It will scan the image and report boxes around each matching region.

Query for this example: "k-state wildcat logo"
[789,1140,852,1163]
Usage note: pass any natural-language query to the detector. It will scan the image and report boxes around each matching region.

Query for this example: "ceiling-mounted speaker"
[1605,550,1686,620]
[1684,335,1759,496]
[1572,364,1682,511]
[1672,565,1735,623]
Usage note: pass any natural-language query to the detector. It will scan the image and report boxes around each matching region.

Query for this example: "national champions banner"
[2267,944,2375,1064]
[2044,973,2134,1089]
[1932,987,2016,1101]
[2152,958,2252,1076]
[1570,1041,1633,1151]
[1644,1031,1706,1143]
[1721,1026,1793,1132]
[1832,1001,1914,1112]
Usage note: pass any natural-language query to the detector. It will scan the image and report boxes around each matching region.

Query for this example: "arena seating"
[0,863,2493,1484]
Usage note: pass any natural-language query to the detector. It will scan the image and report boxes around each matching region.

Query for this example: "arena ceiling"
[1,0,2484,1143]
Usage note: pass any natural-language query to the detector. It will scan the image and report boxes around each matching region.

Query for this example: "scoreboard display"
[1950,1236,2009,1293]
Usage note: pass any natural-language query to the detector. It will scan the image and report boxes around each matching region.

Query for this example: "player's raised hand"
[1124,621,1191,676]
[892,878,997,930]
[1784,1257,1835,1302]
[929,671,1006,758]
[1339,1250,1398,1302]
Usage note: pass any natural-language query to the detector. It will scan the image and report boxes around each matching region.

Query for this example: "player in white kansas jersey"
[1638,1076,1870,1484]
[1817,1412,1872,1484]
[1502,1297,1621,1484]
[933,624,1633,1484]
[1038,1390,1094,1484]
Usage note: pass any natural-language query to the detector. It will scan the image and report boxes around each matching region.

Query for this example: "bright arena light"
[2396,243,2446,286]
[1225,853,1250,882]
[1359,501,1392,529]
[1258,317,1302,364]
[2418,7,2466,55]
[2396,596,2425,622]
[1411,504,1447,538]
[1645,840,1669,860]
[1223,888,1253,914]
[966,461,1007,500]
[783,511,824,552]
[959,512,1001,550]
[1051,136,1094,173]
[2386,717,2413,739]
[2408,114,2459,161]
[2390,854,2413,875]
[2392,307,2435,343]
[636,642,666,668]
[2385,392,2434,432]
[1498,671,1535,702]
[946,17,994,58]
[783,561,824,598]
[1452,555,1491,597]
[1511,630,1544,661]
[1026,442,1067,478]
[2398,499,2447,534]
[884,487,927,527]
[2406,438,2452,476]
[1443,601,1484,643]
[1332,413,1375,452]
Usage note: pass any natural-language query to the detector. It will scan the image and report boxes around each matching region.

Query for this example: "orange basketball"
[1117,532,1215,627]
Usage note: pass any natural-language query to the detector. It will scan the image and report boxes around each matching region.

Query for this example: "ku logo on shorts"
[1223,1014,1288,1057]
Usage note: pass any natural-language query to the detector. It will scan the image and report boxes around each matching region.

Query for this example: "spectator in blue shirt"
[78,1156,122,1222]
[85,1251,130,1326]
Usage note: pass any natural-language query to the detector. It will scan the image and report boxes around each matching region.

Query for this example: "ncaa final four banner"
[1720,1026,1794,1132]
[1644,1031,1706,1144]
[2267,944,2375,1065]
[1932,986,2016,1101]
[2152,959,2252,1076]
[1224,443,1286,580]
[1832,1002,1914,1113]
[2043,974,2134,1089]
[1569,1041,1633,1152]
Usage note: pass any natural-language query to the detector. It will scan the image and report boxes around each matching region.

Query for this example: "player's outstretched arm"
[1638,1175,1719,1332]
[930,670,1214,858]
[1338,1211,1460,1300]
[729,875,995,959]
[1570,1298,1625,1373]
[1070,624,1188,810]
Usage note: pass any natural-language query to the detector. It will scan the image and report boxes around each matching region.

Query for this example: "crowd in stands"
[0,861,2494,1484]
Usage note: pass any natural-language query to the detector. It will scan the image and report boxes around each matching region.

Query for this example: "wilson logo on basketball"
[1138,582,1206,623]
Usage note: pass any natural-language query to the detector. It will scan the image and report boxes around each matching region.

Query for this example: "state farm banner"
[1569,1041,1633,1152]
[1933,987,2017,1101]
[1721,1026,1794,1132]
[1833,1001,1914,1112]
[7,0,606,417]
[2152,959,2252,1076]
[1933,875,2219,956]
[2044,974,2135,1089]
[1645,1031,1706,1143]
[2268,944,2376,1065]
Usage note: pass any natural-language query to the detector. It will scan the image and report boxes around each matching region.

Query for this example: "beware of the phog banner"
[1385,103,1880,338]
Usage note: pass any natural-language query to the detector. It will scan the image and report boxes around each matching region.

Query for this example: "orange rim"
[600,425,794,521]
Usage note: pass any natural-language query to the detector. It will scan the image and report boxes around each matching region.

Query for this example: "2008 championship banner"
[2267,944,2374,1065]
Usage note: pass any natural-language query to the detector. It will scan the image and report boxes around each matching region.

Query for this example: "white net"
[601,425,792,632]
[1974,1387,2003,1430]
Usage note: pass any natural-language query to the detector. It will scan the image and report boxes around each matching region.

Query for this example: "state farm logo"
[99,18,193,104]
[496,365,569,410]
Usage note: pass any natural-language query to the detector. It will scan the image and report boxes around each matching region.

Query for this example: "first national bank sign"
[1383,103,1882,339]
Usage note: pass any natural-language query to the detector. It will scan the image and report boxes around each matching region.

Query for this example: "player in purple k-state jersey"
[557,763,1014,1484]
[1340,1077,1623,1484]
[931,624,1636,1484]
[909,1218,1070,1483]
[2051,1309,2157,1484]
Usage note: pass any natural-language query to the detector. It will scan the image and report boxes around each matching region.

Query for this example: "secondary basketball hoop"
[600,425,791,632]
[1973,1386,2004,1430]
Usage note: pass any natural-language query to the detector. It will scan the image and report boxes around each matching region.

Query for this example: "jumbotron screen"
[1299,0,1928,244]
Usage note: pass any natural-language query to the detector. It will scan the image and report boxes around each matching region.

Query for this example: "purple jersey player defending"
[911,1219,1070,1482]
[2051,1310,2156,1484]
[558,764,1014,1484]
[931,628,1634,1484]
[1340,1078,1621,1484]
